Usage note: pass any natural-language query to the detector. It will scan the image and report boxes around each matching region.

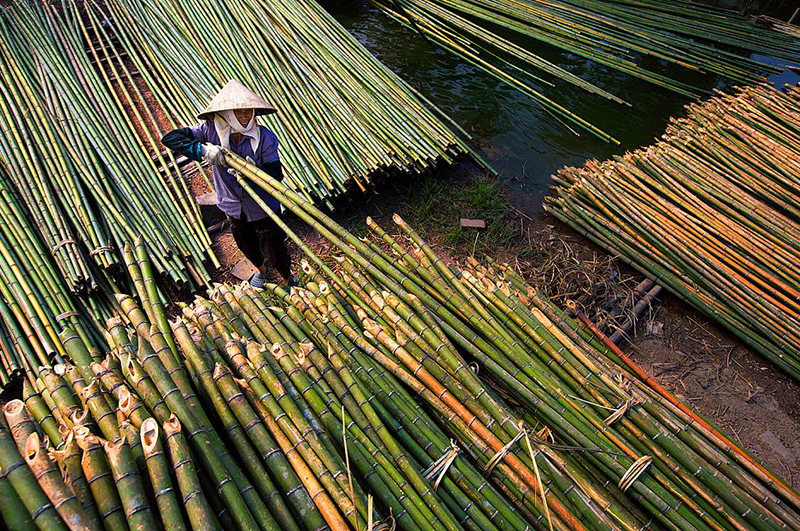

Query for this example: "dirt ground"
[630,298,800,486]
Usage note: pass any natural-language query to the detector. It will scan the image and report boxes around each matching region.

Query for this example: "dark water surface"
[323,0,800,213]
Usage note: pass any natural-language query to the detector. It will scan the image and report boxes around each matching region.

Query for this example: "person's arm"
[257,129,284,182]
[258,159,283,182]
[162,122,226,165]
[161,127,203,161]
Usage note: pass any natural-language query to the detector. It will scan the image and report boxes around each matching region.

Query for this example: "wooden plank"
[460,218,486,229]
[231,259,257,281]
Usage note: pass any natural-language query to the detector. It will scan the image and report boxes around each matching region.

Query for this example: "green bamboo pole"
[49,432,103,531]
[24,432,93,531]
[162,415,220,531]
[102,437,159,531]
[140,418,188,531]
[0,415,68,531]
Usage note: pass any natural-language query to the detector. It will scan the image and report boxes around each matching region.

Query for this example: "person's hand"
[202,143,226,166]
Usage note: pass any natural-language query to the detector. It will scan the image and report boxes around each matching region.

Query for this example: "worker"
[161,80,294,288]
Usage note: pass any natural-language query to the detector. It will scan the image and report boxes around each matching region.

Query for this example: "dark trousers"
[229,213,291,280]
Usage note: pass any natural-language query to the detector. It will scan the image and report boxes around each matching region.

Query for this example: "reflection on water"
[324,0,800,213]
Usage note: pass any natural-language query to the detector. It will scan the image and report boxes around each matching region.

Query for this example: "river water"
[324,0,800,213]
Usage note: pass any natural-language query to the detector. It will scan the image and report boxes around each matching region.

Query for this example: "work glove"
[202,143,226,166]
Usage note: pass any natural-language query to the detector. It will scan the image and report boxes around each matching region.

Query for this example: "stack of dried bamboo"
[546,83,800,381]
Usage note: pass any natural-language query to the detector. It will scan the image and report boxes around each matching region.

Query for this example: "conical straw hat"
[197,79,276,120]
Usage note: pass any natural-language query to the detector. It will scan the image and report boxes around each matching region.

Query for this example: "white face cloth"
[213,109,261,152]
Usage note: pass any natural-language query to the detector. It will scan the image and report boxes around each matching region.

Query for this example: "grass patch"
[399,173,519,256]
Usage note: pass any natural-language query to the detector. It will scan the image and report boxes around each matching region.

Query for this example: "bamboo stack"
[0,1,216,288]
[2,155,798,529]
[85,0,489,208]
[0,0,490,389]
[546,83,800,381]
[0,1,221,384]
[370,0,800,142]
[0,160,110,390]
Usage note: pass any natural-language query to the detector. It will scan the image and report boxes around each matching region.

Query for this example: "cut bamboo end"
[299,342,315,356]
[70,409,90,428]
[118,388,134,416]
[103,437,125,455]
[212,363,227,380]
[162,414,181,437]
[4,399,25,418]
[24,432,44,464]
[140,418,159,458]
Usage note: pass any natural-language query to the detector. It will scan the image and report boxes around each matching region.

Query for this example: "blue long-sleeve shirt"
[162,120,283,221]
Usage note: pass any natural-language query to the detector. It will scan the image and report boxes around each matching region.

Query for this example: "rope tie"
[537,426,554,443]
[619,455,653,492]
[520,421,553,531]
[422,440,460,491]
[616,373,633,393]
[604,374,644,425]
[605,398,641,426]
[90,244,112,256]
[342,406,357,531]
[51,238,76,252]
[567,394,617,411]
[55,311,79,322]
[371,505,394,531]
[485,425,526,474]
[484,419,553,531]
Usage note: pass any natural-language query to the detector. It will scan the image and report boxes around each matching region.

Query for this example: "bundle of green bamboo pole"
[0,242,533,531]
[83,0,489,209]
[369,0,800,142]
[3,152,797,529]
[0,1,216,288]
[546,82,800,381]
[0,159,112,392]
[225,151,800,529]
[0,1,223,391]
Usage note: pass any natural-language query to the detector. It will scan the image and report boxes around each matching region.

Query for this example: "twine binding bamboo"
[619,455,653,492]
[55,311,80,322]
[522,422,553,531]
[89,245,112,256]
[342,405,357,531]
[51,238,76,252]
[485,422,528,474]
[422,440,460,491]
[604,399,637,426]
